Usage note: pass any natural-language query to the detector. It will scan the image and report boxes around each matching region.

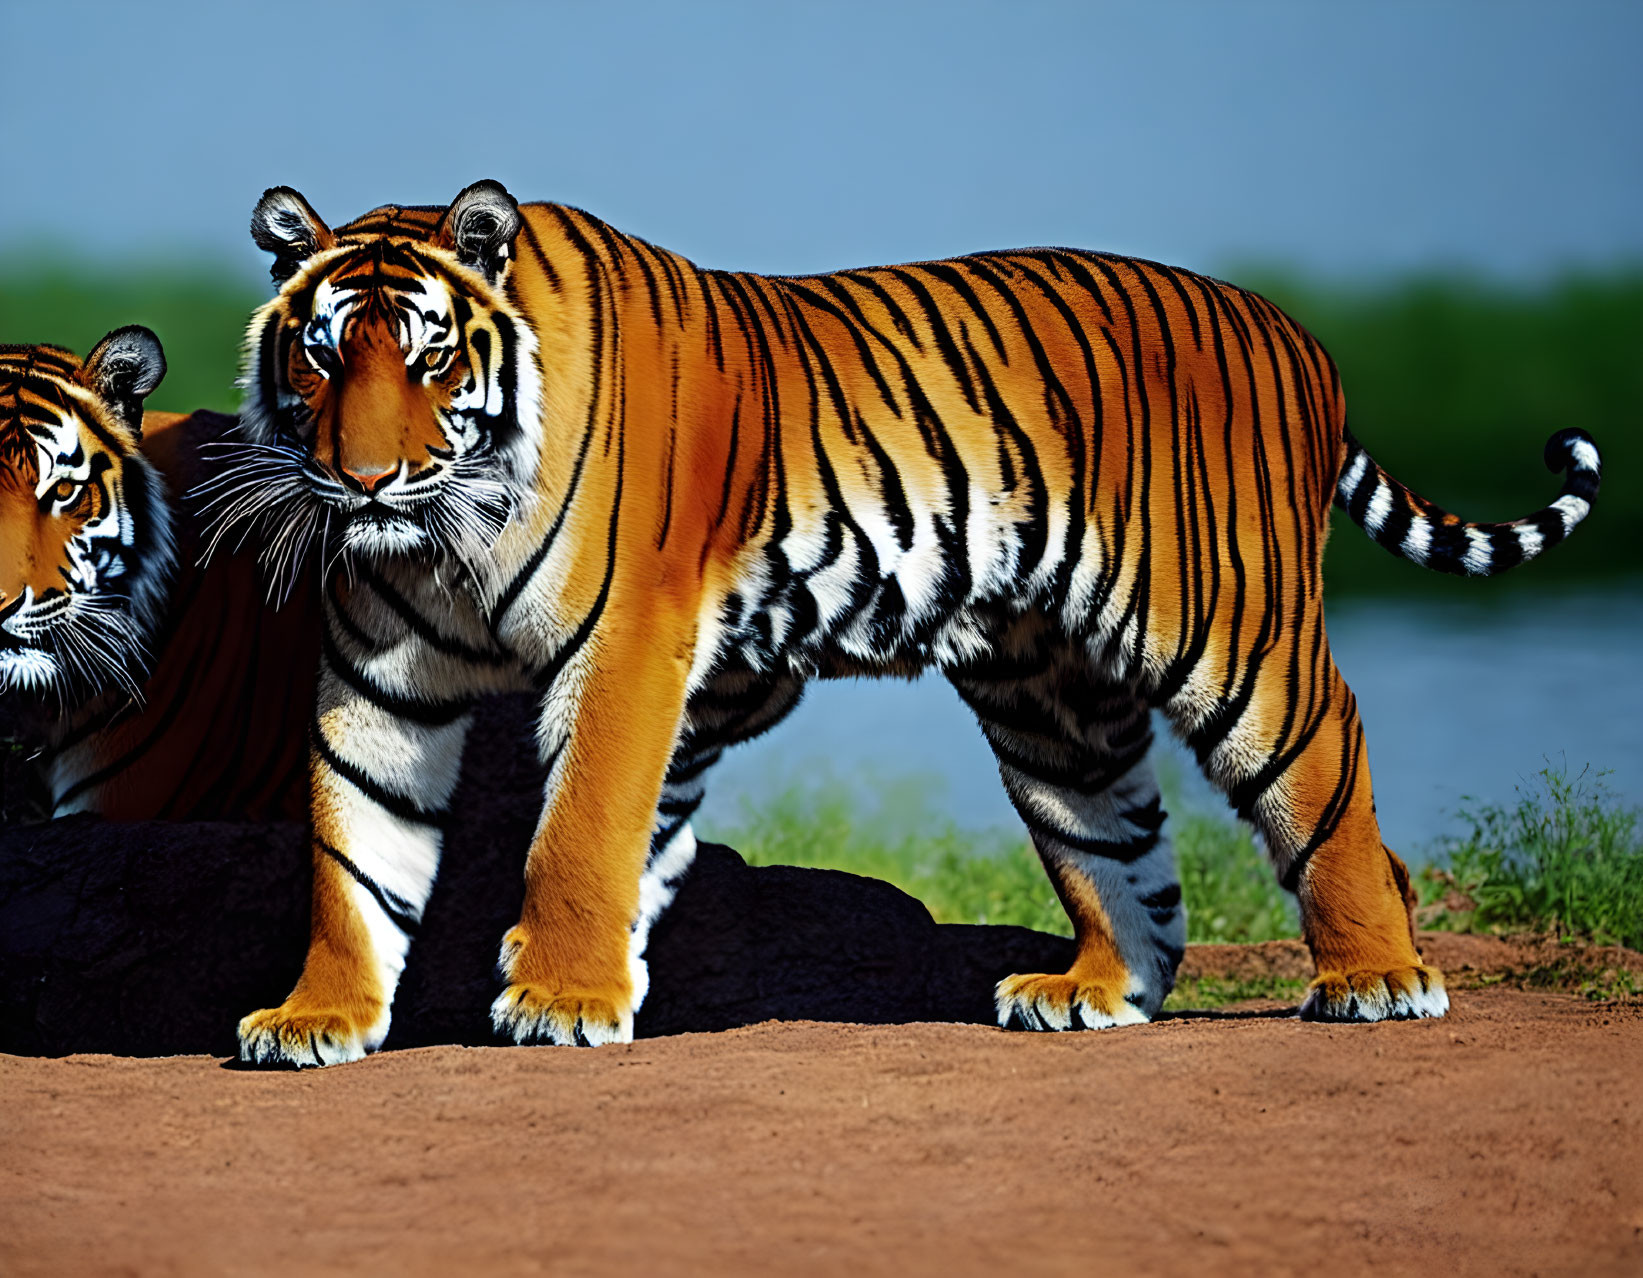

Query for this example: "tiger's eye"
[53,479,79,503]
[424,349,443,368]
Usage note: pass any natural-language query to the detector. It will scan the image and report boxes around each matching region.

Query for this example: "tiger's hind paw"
[491,984,633,1047]
[1299,964,1449,1023]
[237,1004,376,1068]
[994,972,1152,1031]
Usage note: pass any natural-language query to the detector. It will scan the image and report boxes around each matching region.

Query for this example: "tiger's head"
[217,181,542,585]
[0,330,173,704]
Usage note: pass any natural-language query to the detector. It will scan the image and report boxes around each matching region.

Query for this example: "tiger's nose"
[340,463,398,495]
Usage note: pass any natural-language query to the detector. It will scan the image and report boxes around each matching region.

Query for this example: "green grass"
[1162,974,1308,1013]
[720,764,1642,1011]
[2,254,1637,595]
[1174,811,1298,943]
[715,776,1298,944]
[1463,962,1643,1004]
[1417,766,1643,948]
[722,778,1071,935]
[721,760,1643,958]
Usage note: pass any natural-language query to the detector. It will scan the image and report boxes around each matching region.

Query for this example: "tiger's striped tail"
[1335,427,1601,576]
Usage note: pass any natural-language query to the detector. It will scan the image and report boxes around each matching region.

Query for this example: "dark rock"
[0,694,1072,1058]
[0,817,310,1057]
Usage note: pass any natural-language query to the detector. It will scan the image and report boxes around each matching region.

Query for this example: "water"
[696,591,1643,857]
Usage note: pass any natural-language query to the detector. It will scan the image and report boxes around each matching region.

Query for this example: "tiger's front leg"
[237,595,479,1067]
[491,607,696,1047]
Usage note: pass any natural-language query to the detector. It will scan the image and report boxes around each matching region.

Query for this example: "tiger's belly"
[710,492,1117,685]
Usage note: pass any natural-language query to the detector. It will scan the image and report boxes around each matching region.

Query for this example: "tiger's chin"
[0,637,144,710]
[339,512,432,557]
[331,500,506,573]
[0,646,61,697]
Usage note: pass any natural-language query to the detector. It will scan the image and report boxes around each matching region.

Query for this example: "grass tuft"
[1472,963,1643,1003]
[1417,766,1643,948]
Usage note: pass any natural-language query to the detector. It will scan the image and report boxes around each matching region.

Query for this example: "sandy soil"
[3,973,1639,1278]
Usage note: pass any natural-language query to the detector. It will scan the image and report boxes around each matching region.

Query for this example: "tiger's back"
[670,247,1345,686]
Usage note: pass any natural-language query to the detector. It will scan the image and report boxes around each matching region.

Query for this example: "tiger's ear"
[250,187,334,284]
[80,326,166,436]
[438,180,522,283]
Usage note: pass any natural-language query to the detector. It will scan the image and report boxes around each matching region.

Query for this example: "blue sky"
[3,1,1639,281]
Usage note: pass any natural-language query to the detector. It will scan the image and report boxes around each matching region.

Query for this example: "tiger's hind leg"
[628,667,806,1010]
[950,646,1185,1030]
[1164,622,1447,1023]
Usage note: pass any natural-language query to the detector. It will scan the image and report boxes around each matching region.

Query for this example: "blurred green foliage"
[1247,270,1642,596]
[1173,810,1298,943]
[0,257,262,415]
[1,255,1635,593]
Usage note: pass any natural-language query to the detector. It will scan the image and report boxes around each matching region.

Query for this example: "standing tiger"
[0,335,319,821]
[223,181,1600,1066]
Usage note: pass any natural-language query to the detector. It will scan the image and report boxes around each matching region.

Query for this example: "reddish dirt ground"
[2,950,1640,1277]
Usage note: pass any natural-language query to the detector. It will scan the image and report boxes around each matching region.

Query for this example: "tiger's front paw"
[1299,964,1449,1023]
[995,972,1152,1031]
[491,924,634,1047]
[237,1000,381,1068]
[490,984,633,1046]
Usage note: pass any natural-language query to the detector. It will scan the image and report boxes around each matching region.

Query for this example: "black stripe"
[656,424,677,550]
[854,410,915,551]
[529,413,626,692]
[494,206,609,626]
[788,276,906,420]
[1138,883,1182,911]
[667,747,723,784]
[321,622,471,726]
[887,267,983,415]
[317,839,421,936]
[312,725,450,830]
[361,567,509,664]
[1024,811,1162,864]
[713,390,742,530]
